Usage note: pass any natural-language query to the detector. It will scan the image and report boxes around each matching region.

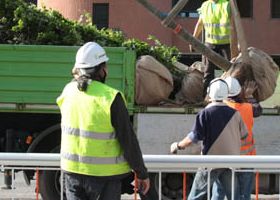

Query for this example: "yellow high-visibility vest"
[200,0,231,44]
[57,81,131,176]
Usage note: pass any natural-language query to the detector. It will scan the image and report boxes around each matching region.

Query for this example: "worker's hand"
[138,178,150,195]
[170,142,179,154]
[244,80,257,98]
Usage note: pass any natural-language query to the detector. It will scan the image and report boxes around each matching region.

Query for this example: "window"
[172,0,205,18]
[236,0,253,18]
[92,3,109,29]
[271,0,280,18]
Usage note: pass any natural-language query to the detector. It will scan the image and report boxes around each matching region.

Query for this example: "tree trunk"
[230,0,250,63]
[162,0,190,26]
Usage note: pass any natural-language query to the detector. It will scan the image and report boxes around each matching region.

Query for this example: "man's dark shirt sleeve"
[247,97,262,117]
[111,93,148,179]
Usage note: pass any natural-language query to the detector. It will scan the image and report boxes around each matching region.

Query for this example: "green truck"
[0,44,279,199]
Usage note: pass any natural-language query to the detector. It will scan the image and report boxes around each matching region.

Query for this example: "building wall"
[242,0,280,54]
[38,0,280,54]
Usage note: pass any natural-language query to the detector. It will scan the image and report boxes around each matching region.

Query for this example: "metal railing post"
[207,168,211,200]
[61,170,64,200]
[158,172,162,200]
[12,168,15,200]
[231,168,235,200]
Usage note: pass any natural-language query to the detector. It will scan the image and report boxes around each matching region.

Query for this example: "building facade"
[36,0,280,54]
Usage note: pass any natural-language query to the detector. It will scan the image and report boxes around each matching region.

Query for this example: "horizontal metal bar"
[144,155,280,169]
[0,153,60,166]
[1,153,280,170]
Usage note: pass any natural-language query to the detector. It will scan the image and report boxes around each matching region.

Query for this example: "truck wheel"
[39,170,63,200]
[139,173,159,200]
[151,172,193,200]
[39,146,64,200]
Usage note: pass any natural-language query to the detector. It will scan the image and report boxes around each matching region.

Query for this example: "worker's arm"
[111,93,150,194]
[247,98,262,118]
[170,130,202,154]
[189,17,204,52]
[230,8,238,59]
[193,17,203,39]
[111,93,148,179]
[170,134,193,154]
[170,110,205,154]
[178,135,193,149]
[243,80,262,117]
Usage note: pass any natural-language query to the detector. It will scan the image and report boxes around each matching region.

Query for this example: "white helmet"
[208,78,229,101]
[225,77,241,97]
[74,42,109,69]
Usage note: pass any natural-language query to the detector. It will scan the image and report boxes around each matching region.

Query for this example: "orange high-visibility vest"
[226,101,256,155]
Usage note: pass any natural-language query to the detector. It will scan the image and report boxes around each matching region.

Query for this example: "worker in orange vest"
[212,76,262,200]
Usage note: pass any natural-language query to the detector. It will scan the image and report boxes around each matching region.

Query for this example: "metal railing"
[1,153,280,200]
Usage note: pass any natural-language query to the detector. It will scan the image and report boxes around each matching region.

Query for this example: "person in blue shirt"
[170,78,247,200]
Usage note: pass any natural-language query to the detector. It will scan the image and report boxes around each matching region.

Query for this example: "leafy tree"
[0,0,180,70]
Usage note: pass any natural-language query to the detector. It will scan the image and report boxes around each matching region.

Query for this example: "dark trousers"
[65,172,122,200]
[203,43,231,98]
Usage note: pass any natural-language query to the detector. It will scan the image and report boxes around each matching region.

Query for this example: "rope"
[35,169,39,200]
[134,172,138,200]
[173,24,182,34]
[255,172,259,200]
[183,172,187,200]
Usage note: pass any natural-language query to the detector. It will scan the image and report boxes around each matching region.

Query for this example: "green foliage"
[122,36,180,74]
[147,35,180,72]
[0,0,180,68]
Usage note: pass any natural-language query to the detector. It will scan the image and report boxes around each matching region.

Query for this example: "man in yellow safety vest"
[190,0,237,98]
[57,42,150,200]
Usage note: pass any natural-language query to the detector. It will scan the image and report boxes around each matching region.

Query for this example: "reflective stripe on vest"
[61,152,126,165]
[62,126,116,140]
[200,0,230,44]
[226,101,256,155]
[205,33,230,41]
[57,81,131,176]
[240,144,256,155]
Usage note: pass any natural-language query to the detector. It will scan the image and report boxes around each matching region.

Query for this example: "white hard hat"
[208,78,229,101]
[74,42,109,69]
[225,77,241,97]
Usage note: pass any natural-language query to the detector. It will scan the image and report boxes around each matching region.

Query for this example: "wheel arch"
[27,124,61,153]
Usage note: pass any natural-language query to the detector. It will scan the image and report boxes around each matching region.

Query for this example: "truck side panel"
[0,44,135,113]
[136,113,280,155]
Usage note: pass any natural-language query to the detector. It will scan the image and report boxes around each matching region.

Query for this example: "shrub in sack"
[175,62,205,104]
[135,55,173,105]
[223,47,279,101]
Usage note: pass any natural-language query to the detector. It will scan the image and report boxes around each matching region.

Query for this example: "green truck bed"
[0,44,136,113]
[0,44,279,115]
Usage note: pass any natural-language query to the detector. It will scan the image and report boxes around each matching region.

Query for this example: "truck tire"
[151,172,193,200]
[39,146,64,200]
[139,173,159,200]
[39,170,63,200]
